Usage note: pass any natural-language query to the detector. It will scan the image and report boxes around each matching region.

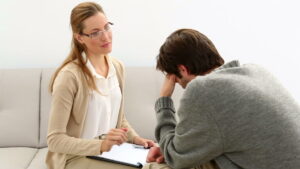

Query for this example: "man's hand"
[146,146,165,163]
[160,74,176,97]
[100,128,128,153]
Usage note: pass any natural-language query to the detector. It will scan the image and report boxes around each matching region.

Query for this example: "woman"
[46,2,154,169]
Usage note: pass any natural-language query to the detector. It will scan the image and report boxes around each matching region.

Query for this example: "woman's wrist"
[99,140,104,154]
[132,136,138,144]
[99,134,107,140]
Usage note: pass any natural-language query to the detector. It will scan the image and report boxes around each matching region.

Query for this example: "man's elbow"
[165,156,190,169]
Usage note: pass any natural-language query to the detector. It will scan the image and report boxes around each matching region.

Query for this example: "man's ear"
[178,65,189,75]
[74,33,84,44]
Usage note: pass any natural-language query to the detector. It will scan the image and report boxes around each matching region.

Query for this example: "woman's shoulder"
[60,60,82,75]
[54,60,85,84]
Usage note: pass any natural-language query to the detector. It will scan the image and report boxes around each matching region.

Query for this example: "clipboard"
[87,143,149,168]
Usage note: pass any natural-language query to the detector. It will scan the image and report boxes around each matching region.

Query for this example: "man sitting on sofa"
[146,28,300,169]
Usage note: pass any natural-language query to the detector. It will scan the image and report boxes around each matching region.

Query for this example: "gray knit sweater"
[155,60,300,169]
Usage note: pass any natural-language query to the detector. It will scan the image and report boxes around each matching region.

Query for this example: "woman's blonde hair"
[49,2,104,93]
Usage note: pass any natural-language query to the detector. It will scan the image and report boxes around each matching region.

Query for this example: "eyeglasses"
[81,22,113,40]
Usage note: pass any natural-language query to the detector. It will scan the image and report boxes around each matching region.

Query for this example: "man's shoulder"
[184,63,271,96]
[183,77,208,97]
[187,75,227,89]
[209,63,269,81]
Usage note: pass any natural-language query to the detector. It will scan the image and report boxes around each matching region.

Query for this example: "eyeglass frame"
[80,22,113,39]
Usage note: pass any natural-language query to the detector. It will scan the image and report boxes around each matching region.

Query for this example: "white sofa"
[0,67,184,169]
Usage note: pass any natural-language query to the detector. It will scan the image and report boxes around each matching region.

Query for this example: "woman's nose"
[100,31,110,41]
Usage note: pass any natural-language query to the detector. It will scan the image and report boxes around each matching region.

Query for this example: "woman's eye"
[91,31,99,37]
[104,25,110,31]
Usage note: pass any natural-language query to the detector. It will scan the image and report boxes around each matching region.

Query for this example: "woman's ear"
[74,33,84,44]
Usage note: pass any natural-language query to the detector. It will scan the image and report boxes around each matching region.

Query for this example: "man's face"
[175,75,190,89]
[174,65,197,89]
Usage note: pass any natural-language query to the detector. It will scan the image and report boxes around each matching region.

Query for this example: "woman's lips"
[101,42,111,48]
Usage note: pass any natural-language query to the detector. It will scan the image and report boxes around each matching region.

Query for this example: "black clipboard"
[86,143,149,168]
[87,155,143,168]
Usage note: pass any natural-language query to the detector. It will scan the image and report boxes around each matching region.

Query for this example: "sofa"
[0,67,184,169]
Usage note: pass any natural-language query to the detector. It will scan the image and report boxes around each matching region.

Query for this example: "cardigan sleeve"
[111,57,139,142]
[121,117,139,143]
[47,70,102,156]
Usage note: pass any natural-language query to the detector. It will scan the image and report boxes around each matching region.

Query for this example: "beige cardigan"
[46,57,139,169]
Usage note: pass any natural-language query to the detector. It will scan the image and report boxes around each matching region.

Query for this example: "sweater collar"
[214,60,240,72]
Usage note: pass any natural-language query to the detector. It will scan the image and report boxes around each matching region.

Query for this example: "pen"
[133,144,148,149]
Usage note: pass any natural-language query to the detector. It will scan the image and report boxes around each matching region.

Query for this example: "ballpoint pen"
[133,144,148,149]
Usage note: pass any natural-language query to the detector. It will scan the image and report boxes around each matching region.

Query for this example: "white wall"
[0,0,299,102]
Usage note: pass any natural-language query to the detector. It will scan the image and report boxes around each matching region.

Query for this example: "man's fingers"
[147,156,155,163]
[146,149,157,162]
[156,156,165,163]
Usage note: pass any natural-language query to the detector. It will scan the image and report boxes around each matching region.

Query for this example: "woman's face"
[78,12,112,55]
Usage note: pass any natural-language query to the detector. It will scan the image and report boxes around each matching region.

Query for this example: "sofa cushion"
[124,67,184,140]
[0,69,40,147]
[39,68,55,148]
[0,147,38,169]
[124,67,159,140]
[27,148,48,169]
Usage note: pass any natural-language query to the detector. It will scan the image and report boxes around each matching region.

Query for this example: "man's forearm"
[154,97,177,142]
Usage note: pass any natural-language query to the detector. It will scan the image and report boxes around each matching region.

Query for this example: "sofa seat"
[0,147,36,169]
[27,148,48,169]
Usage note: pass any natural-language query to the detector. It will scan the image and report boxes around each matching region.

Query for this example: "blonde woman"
[46,2,154,169]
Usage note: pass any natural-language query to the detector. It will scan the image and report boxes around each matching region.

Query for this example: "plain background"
[0,0,299,102]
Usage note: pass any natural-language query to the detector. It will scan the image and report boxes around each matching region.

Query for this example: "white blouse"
[81,53,122,139]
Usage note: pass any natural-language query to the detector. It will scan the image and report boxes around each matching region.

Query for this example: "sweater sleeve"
[155,81,223,169]
[47,70,102,156]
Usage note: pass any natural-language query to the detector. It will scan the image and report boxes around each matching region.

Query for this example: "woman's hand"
[133,136,156,148]
[100,128,128,153]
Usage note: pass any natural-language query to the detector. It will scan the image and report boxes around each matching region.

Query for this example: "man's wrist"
[160,92,172,97]
[155,97,175,113]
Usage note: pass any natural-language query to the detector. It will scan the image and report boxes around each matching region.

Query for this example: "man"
[146,29,300,169]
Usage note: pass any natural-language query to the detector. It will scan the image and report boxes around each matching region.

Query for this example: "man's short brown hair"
[156,29,224,77]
